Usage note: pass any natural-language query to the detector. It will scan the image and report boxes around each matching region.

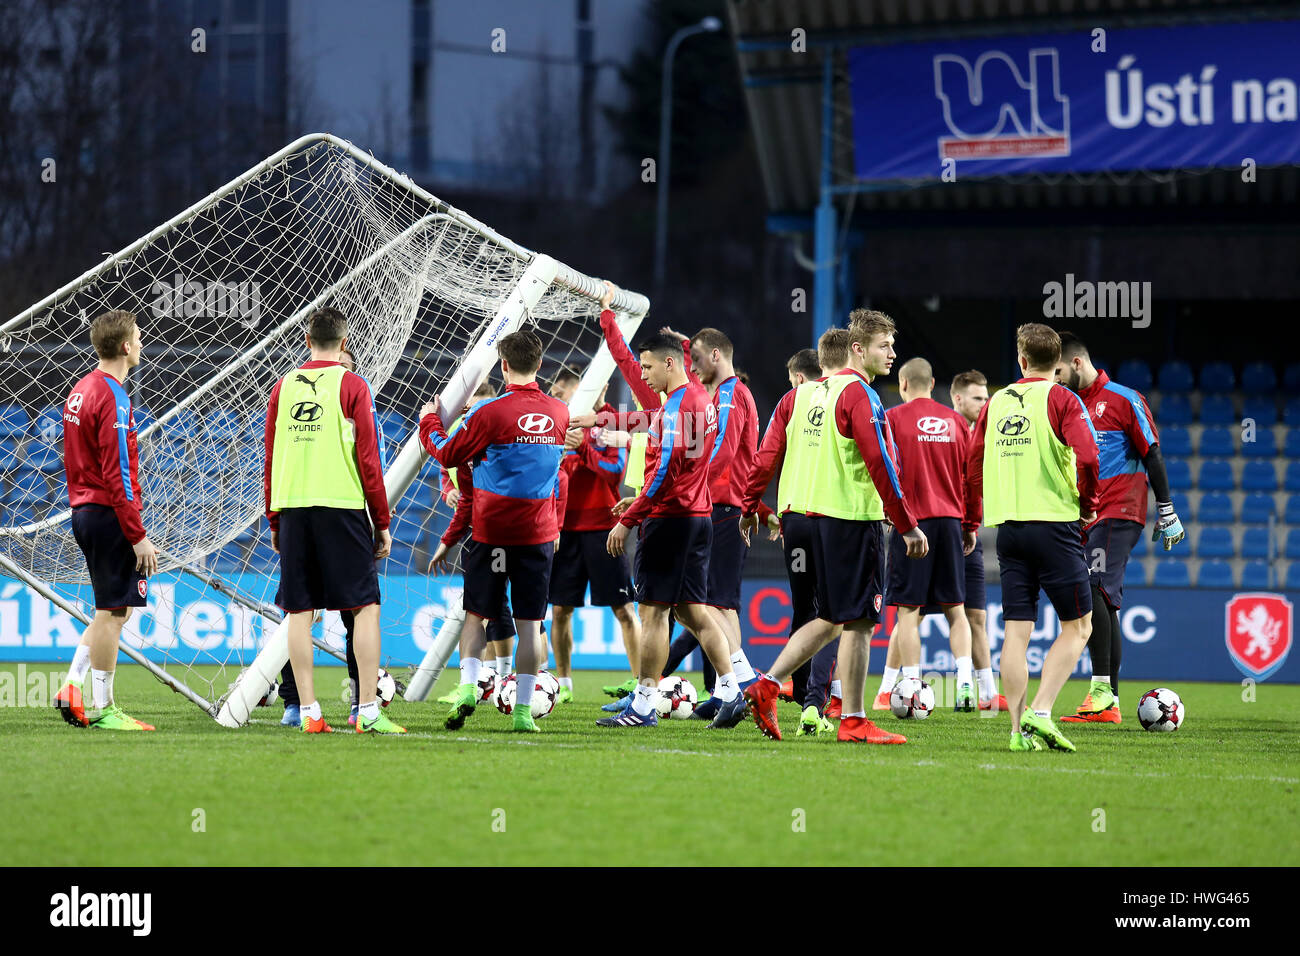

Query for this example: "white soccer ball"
[494,673,558,719]
[233,669,279,707]
[656,676,698,719]
[890,677,935,720]
[476,665,498,704]
[376,668,396,707]
[1137,687,1185,732]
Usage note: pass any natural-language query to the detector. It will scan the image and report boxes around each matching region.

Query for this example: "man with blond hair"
[742,312,927,743]
[964,323,1100,752]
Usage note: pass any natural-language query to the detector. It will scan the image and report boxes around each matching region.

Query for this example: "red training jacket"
[63,369,147,544]
[885,396,970,521]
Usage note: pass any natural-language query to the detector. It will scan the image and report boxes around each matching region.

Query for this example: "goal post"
[0,133,649,723]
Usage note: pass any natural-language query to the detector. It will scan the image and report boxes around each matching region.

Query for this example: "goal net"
[0,133,648,722]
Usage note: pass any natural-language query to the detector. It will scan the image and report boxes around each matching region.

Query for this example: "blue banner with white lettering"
[1,574,1294,683]
[847,20,1300,180]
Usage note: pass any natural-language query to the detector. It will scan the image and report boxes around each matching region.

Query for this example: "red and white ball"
[655,676,698,719]
[494,673,558,719]
[1137,687,1185,732]
[890,677,935,720]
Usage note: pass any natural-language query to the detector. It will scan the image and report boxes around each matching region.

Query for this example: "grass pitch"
[2,664,1296,867]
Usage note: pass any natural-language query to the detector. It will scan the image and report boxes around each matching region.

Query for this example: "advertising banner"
[847,21,1300,179]
[1,574,1294,683]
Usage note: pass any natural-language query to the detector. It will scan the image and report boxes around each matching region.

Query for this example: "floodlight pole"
[653,16,723,301]
[812,53,837,347]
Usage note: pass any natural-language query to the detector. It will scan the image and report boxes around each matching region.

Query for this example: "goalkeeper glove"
[1151,501,1185,551]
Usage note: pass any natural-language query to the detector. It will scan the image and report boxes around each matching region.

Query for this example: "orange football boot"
[54,681,88,727]
[778,679,795,702]
[824,695,844,718]
[871,692,891,712]
[301,715,334,734]
[1060,705,1121,724]
[838,715,906,744]
[744,677,782,740]
[978,694,1010,712]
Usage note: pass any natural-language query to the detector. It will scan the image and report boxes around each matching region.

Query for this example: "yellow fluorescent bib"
[270,365,366,511]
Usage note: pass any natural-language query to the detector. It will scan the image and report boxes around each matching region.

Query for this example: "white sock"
[358,700,380,721]
[68,645,91,684]
[956,655,973,688]
[91,668,113,709]
[730,650,756,683]
[631,682,657,716]
[559,677,573,690]
[496,656,511,675]
[516,674,536,711]
[901,665,920,681]
[1034,709,1050,720]
[878,666,900,695]
[1092,674,1109,685]
[976,667,997,699]
[844,709,866,718]
[300,700,321,721]
[460,657,482,687]
[716,672,739,702]
[830,679,842,700]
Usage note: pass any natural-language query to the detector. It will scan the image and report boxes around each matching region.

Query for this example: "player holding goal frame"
[54,310,160,731]
[264,307,403,734]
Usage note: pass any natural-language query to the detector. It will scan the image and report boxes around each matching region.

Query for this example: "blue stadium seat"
[204,408,242,441]
[1242,561,1272,588]
[1167,459,1193,491]
[1157,361,1194,393]
[211,546,247,574]
[1197,560,1234,588]
[31,406,63,444]
[1198,427,1234,457]
[0,439,21,471]
[1241,493,1275,524]
[390,517,425,547]
[246,542,277,571]
[1241,427,1277,458]
[1115,359,1153,393]
[1158,394,1193,425]
[1198,361,1235,393]
[0,405,31,441]
[1285,494,1300,524]
[1286,529,1300,560]
[1288,563,1300,590]
[1241,362,1277,395]
[1153,560,1190,587]
[1171,491,1192,520]
[1242,461,1278,492]
[1284,398,1300,428]
[1123,560,1148,587]
[1199,394,1236,425]
[194,445,232,474]
[1242,397,1278,427]
[1284,364,1300,395]
[1160,425,1192,457]
[25,442,62,473]
[1285,429,1300,459]
[1,506,36,528]
[1241,528,1272,559]
[1286,462,1300,493]
[378,410,410,445]
[1196,526,1235,558]
[1198,492,1234,523]
[1198,460,1235,491]
[233,524,257,546]
[4,469,50,506]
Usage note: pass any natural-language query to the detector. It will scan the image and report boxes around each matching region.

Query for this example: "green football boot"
[88,705,155,731]
[1086,680,1116,712]
[601,677,637,699]
[557,686,574,704]
[436,689,459,705]
[796,705,820,736]
[954,682,976,713]
[357,711,407,734]
[1008,730,1044,751]
[443,683,477,730]
[1019,710,1076,752]
[512,711,539,733]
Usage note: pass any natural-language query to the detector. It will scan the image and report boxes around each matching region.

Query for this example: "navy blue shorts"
[70,504,149,610]
[634,515,710,606]
[965,536,986,611]
[276,508,381,613]
[810,516,886,626]
[486,595,516,644]
[781,512,818,632]
[463,539,554,621]
[995,520,1092,622]
[548,529,634,608]
[707,504,748,611]
[1084,518,1142,610]
[887,516,965,610]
